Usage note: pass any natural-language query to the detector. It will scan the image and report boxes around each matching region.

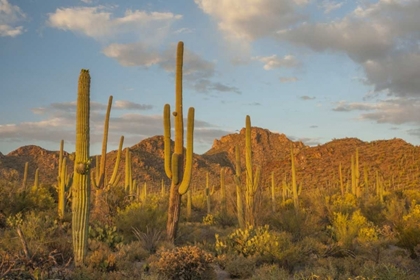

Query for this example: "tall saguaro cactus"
[163,41,195,242]
[244,115,261,227]
[72,69,91,266]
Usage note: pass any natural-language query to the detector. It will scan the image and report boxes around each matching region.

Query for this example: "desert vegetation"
[1,42,420,279]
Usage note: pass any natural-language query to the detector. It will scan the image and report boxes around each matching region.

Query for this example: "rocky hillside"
[1,127,419,194]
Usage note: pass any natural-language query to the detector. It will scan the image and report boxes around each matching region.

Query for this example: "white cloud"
[0,0,26,37]
[320,0,344,14]
[333,101,376,112]
[277,0,420,98]
[333,98,420,125]
[114,100,153,110]
[194,0,305,42]
[253,54,300,70]
[47,6,182,40]
[103,42,241,94]
[0,100,231,154]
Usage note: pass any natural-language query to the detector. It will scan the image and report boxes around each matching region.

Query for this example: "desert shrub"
[396,203,420,258]
[359,195,387,225]
[89,222,124,250]
[133,226,163,253]
[222,254,256,279]
[175,222,229,251]
[202,213,215,225]
[359,262,415,280]
[115,201,166,242]
[215,225,279,257]
[149,245,215,280]
[328,210,376,250]
[249,264,290,279]
[213,211,236,228]
[263,208,320,240]
[326,193,358,216]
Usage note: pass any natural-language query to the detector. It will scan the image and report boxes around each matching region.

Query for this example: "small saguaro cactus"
[72,69,91,266]
[220,167,227,215]
[57,140,73,220]
[206,172,211,215]
[234,145,245,229]
[22,162,29,191]
[163,41,195,242]
[271,171,276,212]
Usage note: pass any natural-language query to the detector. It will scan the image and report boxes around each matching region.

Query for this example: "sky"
[1,0,420,156]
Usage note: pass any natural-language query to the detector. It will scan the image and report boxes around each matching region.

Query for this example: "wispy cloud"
[253,54,300,70]
[333,99,420,125]
[0,0,26,37]
[332,101,376,112]
[300,95,315,100]
[0,100,231,154]
[280,77,298,83]
[320,0,344,14]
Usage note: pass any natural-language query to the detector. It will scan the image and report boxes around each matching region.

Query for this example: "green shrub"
[249,264,289,279]
[149,245,215,280]
[115,201,166,242]
[215,225,279,257]
[222,253,256,279]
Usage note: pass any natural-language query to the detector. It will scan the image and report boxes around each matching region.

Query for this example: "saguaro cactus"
[92,97,124,215]
[206,172,211,215]
[57,140,73,220]
[22,162,28,191]
[220,167,227,215]
[290,144,299,210]
[163,41,195,242]
[234,145,245,228]
[72,69,91,266]
[244,115,261,227]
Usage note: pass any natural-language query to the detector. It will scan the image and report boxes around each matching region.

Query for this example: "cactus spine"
[72,69,91,266]
[245,115,261,227]
[163,41,195,242]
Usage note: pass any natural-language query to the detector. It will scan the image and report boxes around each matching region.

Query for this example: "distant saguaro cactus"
[163,41,195,242]
[72,69,91,266]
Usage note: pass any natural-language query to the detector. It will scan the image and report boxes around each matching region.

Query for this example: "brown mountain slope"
[1,130,419,194]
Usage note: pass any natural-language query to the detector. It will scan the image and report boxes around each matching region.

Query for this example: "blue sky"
[1,0,420,155]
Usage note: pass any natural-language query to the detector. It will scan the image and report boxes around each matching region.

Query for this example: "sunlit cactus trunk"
[72,69,91,266]
[164,42,195,242]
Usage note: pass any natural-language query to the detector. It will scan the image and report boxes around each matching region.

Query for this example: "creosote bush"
[149,245,215,280]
